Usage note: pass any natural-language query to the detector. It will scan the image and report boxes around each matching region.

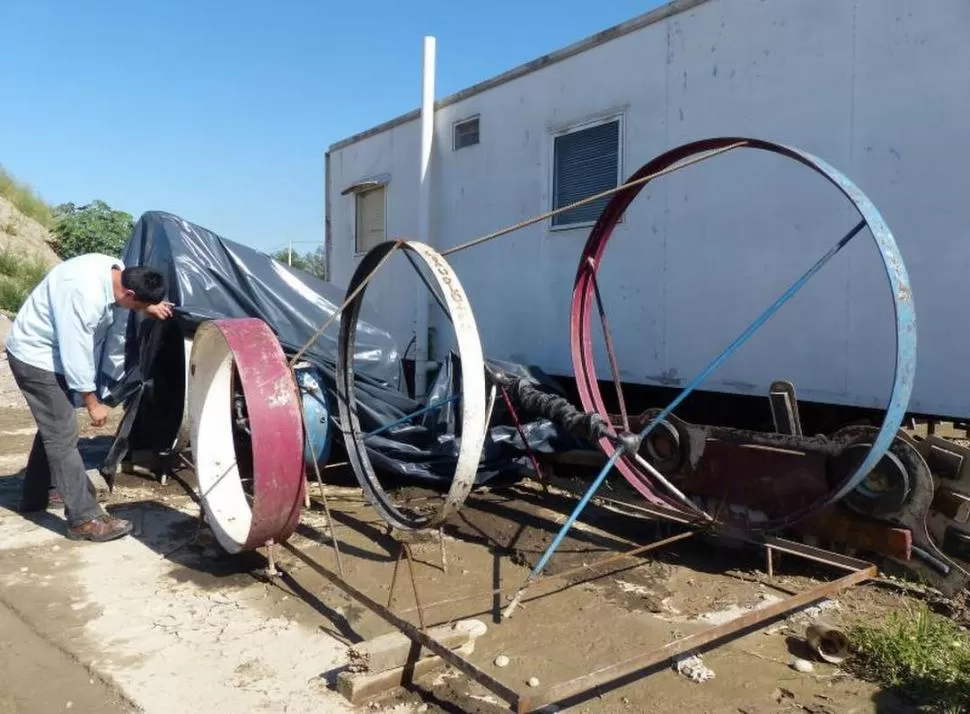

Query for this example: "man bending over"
[5,252,172,542]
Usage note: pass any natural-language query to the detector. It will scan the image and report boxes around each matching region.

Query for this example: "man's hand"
[87,402,109,427]
[145,301,174,320]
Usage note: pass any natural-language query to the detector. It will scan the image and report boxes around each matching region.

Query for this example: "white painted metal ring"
[336,240,487,531]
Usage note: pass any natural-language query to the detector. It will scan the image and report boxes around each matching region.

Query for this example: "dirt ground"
[0,389,937,714]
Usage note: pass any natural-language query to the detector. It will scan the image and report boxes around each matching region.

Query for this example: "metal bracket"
[768,380,802,436]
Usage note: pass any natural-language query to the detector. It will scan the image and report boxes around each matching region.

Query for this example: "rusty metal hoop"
[336,240,487,531]
[570,137,917,530]
[188,318,305,553]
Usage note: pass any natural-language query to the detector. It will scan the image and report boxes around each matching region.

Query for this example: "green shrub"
[0,248,48,313]
[51,200,132,259]
[849,602,970,713]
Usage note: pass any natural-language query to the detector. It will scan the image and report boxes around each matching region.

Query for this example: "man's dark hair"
[121,266,167,304]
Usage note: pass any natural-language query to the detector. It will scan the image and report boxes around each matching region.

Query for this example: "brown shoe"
[66,515,133,543]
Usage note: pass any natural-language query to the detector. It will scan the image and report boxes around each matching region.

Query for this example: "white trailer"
[325,0,970,419]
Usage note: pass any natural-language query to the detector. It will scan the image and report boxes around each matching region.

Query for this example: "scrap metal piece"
[336,240,487,531]
[570,137,917,530]
[918,435,970,484]
[187,318,305,554]
[769,380,803,437]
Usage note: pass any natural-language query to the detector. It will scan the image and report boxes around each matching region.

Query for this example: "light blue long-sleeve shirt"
[5,253,123,394]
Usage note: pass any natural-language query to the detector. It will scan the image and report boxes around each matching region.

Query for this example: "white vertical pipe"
[414,35,436,398]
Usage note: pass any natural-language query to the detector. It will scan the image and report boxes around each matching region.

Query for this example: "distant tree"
[271,245,326,280]
[51,200,134,259]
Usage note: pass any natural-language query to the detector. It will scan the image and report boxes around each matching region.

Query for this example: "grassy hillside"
[0,248,47,313]
[0,166,56,312]
[0,165,53,229]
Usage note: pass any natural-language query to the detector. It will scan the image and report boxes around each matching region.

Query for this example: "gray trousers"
[5,351,103,527]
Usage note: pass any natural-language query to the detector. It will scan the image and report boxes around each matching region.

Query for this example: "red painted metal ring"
[188,318,305,553]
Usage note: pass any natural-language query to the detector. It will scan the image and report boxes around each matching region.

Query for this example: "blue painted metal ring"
[570,137,916,530]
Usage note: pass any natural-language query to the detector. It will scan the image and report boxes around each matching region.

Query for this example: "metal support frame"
[282,506,875,714]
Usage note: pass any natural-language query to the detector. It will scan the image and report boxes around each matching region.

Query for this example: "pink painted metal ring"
[187,318,305,554]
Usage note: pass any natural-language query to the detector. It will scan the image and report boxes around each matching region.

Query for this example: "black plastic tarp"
[95,211,576,485]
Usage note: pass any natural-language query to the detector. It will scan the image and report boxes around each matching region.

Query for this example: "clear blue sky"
[0,0,660,255]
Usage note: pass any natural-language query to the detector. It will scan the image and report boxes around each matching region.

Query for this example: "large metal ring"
[336,240,487,531]
[188,318,305,553]
[570,137,916,529]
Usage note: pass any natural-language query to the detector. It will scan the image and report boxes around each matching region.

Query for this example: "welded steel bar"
[282,542,523,710]
[396,529,694,617]
[483,383,498,440]
[588,259,631,433]
[537,529,695,584]
[503,448,625,618]
[503,219,869,604]
[499,385,547,483]
[289,239,405,367]
[541,472,877,573]
[633,220,865,449]
[387,546,404,608]
[365,395,461,438]
[519,563,877,713]
[403,543,428,631]
[296,379,345,576]
[403,249,451,320]
[630,451,710,519]
[441,142,747,257]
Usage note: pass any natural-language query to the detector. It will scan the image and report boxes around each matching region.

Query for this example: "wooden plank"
[337,640,477,704]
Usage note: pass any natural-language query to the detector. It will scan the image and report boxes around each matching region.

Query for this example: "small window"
[453,116,480,150]
[552,118,621,228]
[355,186,385,254]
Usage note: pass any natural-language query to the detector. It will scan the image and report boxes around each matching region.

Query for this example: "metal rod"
[635,220,866,447]
[404,249,451,320]
[366,395,461,438]
[403,543,428,631]
[438,527,448,573]
[630,452,711,520]
[588,258,631,433]
[313,465,345,578]
[442,142,748,257]
[536,529,695,584]
[483,383,498,438]
[397,528,693,617]
[499,385,547,484]
[387,544,404,608]
[281,542,523,709]
[289,239,405,366]
[766,546,774,579]
[521,563,877,712]
[503,448,625,619]
[296,374,345,577]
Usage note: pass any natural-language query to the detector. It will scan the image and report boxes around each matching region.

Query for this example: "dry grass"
[0,165,54,228]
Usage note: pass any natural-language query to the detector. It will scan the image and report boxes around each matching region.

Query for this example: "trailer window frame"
[549,113,624,231]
